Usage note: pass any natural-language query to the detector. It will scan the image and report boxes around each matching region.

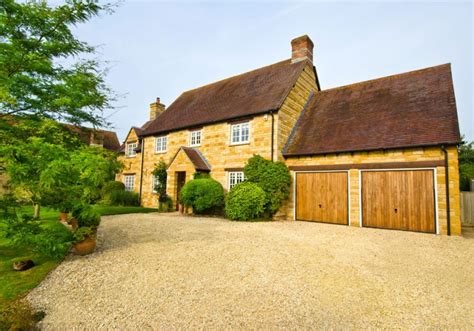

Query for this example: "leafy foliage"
[152,160,168,202]
[101,181,126,197]
[0,0,115,126]
[74,204,101,228]
[180,178,225,214]
[73,226,94,242]
[105,190,140,206]
[0,204,73,259]
[459,140,474,191]
[193,172,210,179]
[225,182,266,221]
[243,155,291,214]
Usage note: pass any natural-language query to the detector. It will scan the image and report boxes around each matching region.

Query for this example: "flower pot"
[59,212,68,222]
[68,217,78,230]
[73,236,96,256]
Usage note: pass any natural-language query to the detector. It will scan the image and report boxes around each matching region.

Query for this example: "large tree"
[0,0,115,127]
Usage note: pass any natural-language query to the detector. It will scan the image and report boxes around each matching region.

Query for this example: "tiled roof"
[65,125,121,152]
[283,64,461,156]
[141,59,309,136]
[181,147,211,171]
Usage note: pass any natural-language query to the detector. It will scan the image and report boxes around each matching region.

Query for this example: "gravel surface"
[28,213,474,329]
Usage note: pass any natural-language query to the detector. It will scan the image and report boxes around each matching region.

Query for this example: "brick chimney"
[291,35,314,64]
[149,97,165,120]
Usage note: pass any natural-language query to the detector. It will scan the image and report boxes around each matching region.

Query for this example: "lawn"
[0,204,158,326]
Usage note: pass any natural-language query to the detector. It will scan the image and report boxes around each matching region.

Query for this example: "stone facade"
[117,62,317,209]
[281,146,461,235]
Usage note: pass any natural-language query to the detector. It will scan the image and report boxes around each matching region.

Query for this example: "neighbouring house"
[117,35,462,235]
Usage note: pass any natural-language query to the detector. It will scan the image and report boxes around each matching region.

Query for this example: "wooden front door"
[296,172,348,224]
[362,170,435,233]
[176,171,186,211]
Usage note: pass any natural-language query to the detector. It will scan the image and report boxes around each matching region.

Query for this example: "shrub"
[244,155,291,215]
[106,190,140,206]
[225,182,266,221]
[152,161,168,202]
[101,181,125,196]
[73,226,94,242]
[158,195,173,212]
[193,172,210,179]
[75,204,101,228]
[180,178,224,214]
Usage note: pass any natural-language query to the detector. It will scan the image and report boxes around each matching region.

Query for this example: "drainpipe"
[441,145,451,236]
[270,111,275,162]
[139,138,145,206]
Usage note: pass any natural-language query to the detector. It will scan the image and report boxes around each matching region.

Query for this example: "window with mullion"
[155,136,167,153]
[230,122,250,145]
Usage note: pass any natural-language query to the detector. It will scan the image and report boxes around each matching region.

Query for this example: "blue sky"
[73,1,473,142]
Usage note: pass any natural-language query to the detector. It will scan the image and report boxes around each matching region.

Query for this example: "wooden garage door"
[362,170,435,233]
[296,172,348,224]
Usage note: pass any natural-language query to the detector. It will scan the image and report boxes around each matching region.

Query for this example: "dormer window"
[189,130,202,147]
[230,122,250,145]
[155,136,167,153]
[126,142,138,157]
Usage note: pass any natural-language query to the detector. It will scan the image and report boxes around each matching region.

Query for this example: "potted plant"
[73,226,96,255]
[72,204,101,255]
[58,201,73,222]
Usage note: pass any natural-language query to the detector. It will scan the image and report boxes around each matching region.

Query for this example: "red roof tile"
[283,64,461,156]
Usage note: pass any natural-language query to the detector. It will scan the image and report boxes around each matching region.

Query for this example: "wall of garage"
[280,146,461,235]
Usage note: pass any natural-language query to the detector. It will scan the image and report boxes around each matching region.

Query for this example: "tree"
[0,0,115,127]
[459,140,474,191]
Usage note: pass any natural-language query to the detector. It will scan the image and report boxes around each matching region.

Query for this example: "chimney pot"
[291,35,314,64]
[149,97,166,121]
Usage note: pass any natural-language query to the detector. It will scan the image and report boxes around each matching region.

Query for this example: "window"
[228,171,245,189]
[152,175,160,193]
[126,142,137,157]
[124,175,135,192]
[230,122,250,145]
[155,136,167,153]
[189,130,202,147]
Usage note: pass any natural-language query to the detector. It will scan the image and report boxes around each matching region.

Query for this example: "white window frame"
[126,142,138,157]
[228,171,246,189]
[230,122,250,145]
[152,175,160,194]
[189,130,202,147]
[124,175,135,192]
[155,136,168,153]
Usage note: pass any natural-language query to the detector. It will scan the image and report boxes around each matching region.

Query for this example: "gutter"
[441,145,451,236]
[139,138,145,205]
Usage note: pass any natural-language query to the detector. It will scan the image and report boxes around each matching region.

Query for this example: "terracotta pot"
[59,212,68,222]
[73,237,96,256]
[68,217,78,230]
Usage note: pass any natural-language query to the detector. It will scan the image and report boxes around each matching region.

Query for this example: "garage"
[361,170,436,233]
[295,172,348,224]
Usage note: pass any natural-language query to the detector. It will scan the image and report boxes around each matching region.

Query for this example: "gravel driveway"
[29,213,474,329]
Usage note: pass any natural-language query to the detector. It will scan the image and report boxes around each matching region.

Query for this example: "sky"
[72,1,473,142]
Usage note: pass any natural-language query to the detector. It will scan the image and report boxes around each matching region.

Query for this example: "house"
[117,35,462,235]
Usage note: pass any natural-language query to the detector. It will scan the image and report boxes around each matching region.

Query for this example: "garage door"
[296,172,348,224]
[361,170,435,233]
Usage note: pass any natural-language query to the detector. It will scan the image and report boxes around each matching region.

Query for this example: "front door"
[176,171,186,210]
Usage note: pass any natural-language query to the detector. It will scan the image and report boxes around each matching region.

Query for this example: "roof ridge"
[180,58,294,94]
[320,63,451,93]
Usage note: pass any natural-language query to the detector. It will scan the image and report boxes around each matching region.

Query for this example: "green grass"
[93,205,159,216]
[0,207,69,306]
[0,205,158,308]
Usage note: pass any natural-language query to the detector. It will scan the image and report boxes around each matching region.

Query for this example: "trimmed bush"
[101,181,125,196]
[180,178,224,214]
[107,190,140,206]
[225,182,266,221]
[244,155,291,215]
[75,204,101,228]
[193,172,210,179]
